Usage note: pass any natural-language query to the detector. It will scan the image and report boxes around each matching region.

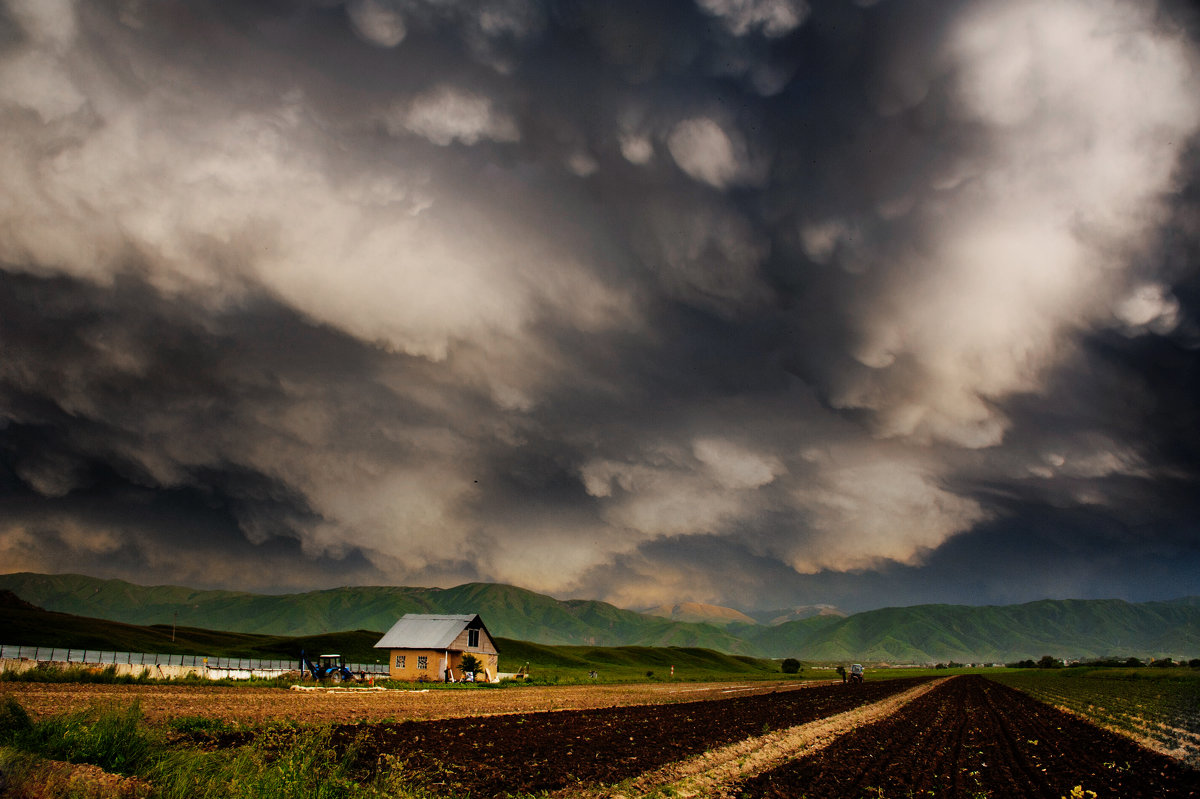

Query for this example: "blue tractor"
[300,650,358,682]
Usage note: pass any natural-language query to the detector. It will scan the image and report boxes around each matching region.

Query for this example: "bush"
[0,695,33,744]
[780,658,801,674]
[459,654,482,676]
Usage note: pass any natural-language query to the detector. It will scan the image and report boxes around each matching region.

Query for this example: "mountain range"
[3,572,1198,664]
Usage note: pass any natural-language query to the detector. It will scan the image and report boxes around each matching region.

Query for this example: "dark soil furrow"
[336,678,930,796]
[735,675,1200,799]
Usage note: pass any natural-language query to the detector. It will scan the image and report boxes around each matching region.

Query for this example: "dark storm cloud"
[1,0,1198,610]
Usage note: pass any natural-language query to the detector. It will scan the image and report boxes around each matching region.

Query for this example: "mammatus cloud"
[821,0,1200,449]
[667,117,762,189]
[0,0,1198,611]
[391,86,520,146]
[695,0,810,38]
[347,0,407,48]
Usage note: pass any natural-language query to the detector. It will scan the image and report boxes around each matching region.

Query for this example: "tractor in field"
[848,663,864,684]
[300,650,359,682]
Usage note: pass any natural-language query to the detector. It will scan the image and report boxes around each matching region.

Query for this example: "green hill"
[0,572,750,653]
[0,596,782,679]
[3,572,1198,663]
[740,599,1200,662]
[0,592,385,664]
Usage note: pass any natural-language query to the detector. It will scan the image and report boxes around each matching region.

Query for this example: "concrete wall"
[0,657,298,680]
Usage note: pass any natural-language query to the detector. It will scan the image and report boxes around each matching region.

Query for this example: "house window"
[417,656,428,670]
[468,628,480,648]
[395,655,405,669]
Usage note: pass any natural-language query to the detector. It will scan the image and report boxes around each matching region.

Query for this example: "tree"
[460,653,482,676]
[781,658,801,674]
[1036,655,1062,669]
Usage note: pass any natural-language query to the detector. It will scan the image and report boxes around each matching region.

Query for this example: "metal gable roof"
[373,613,480,650]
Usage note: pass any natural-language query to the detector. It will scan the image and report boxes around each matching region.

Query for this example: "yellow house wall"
[386,648,500,682]
[386,648,446,681]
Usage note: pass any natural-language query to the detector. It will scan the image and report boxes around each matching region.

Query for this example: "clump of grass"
[0,694,33,744]
[0,696,431,798]
[150,726,432,799]
[12,699,159,775]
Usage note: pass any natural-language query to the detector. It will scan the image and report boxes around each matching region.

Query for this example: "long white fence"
[0,644,388,680]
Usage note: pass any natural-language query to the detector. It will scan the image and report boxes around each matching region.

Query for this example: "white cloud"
[619,133,654,165]
[831,0,1200,449]
[1114,283,1181,335]
[788,451,988,572]
[394,86,520,146]
[580,446,769,541]
[667,117,758,189]
[693,438,783,489]
[347,0,407,48]
[5,0,78,49]
[695,0,810,38]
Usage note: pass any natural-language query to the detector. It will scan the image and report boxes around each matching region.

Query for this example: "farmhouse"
[374,613,500,682]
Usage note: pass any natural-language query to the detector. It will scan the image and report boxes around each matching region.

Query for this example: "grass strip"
[0,695,445,798]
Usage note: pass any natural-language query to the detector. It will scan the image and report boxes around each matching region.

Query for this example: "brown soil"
[0,680,816,726]
[587,677,948,799]
[736,675,1200,799]
[334,678,931,796]
[0,759,152,799]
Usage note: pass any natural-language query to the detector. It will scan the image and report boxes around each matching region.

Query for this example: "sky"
[1,0,1199,615]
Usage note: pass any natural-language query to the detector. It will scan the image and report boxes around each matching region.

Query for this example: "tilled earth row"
[334,678,931,796]
[2,680,822,725]
[735,675,1200,799]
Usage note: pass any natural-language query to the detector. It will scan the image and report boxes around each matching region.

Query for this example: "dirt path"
[0,680,829,725]
[567,678,946,798]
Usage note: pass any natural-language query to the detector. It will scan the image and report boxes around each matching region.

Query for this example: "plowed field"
[337,678,930,796]
[1,680,818,725]
[325,676,1199,797]
[737,676,1200,799]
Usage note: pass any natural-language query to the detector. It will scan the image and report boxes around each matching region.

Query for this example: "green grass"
[494,638,796,682]
[0,696,445,798]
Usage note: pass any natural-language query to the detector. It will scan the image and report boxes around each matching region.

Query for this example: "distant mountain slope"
[0,572,752,654]
[747,605,846,625]
[2,572,1197,662]
[640,602,757,626]
[743,599,1200,662]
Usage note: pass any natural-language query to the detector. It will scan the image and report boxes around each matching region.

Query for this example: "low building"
[373,613,500,682]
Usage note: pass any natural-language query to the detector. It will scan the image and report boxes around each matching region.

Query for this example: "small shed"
[373,613,500,682]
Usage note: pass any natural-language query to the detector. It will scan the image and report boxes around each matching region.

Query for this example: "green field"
[494,638,798,682]
[989,667,1200,768]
